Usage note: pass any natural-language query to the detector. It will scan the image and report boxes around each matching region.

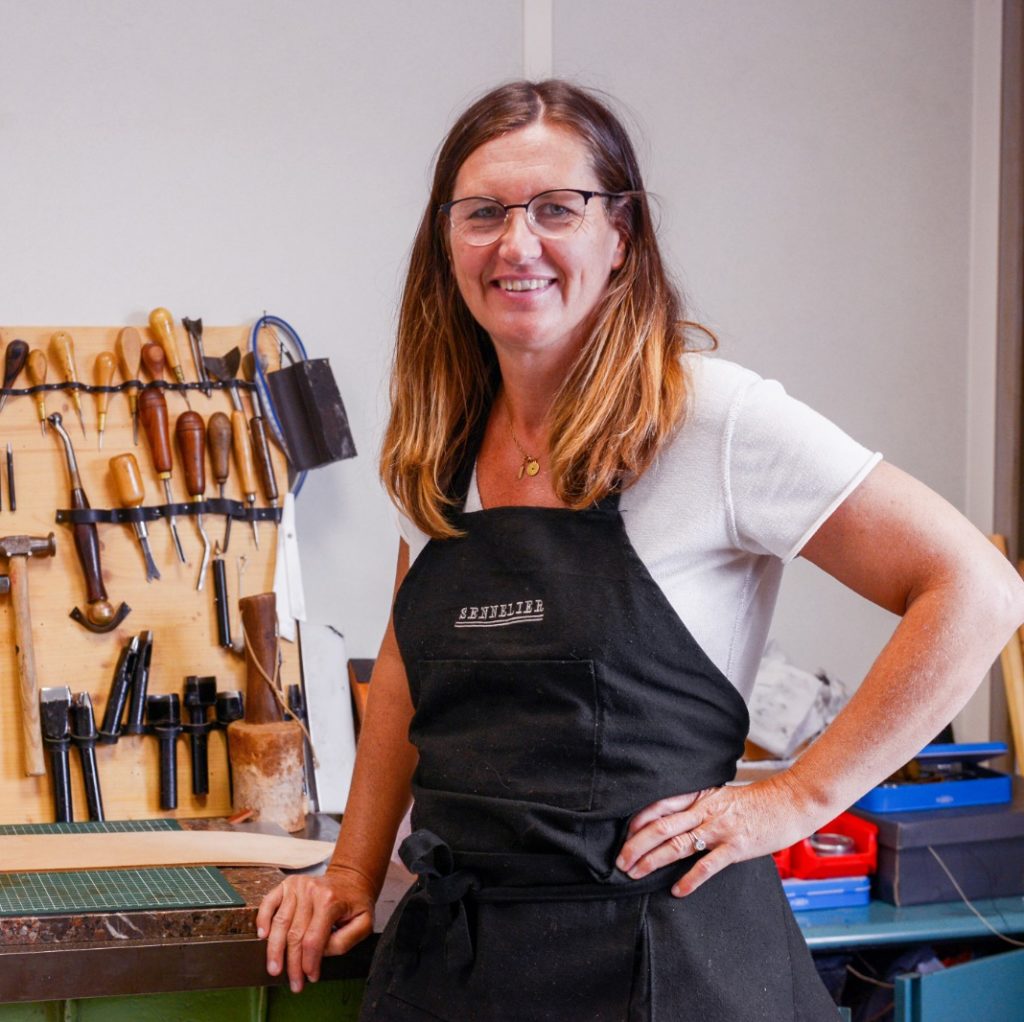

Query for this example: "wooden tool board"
[0,324,298,823]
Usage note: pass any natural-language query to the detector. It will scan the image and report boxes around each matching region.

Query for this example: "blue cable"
[248,314,309,498]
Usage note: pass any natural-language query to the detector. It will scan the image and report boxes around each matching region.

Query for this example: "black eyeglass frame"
[438,188,628,237]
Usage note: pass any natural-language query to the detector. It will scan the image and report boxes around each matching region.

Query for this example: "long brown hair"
[381,80,709,539]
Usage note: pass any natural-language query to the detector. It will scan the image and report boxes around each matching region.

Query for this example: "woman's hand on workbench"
[256,866,376,993]
[616,774,822,898]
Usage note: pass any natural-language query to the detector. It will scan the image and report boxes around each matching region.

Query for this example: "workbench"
[0,816,406,1021]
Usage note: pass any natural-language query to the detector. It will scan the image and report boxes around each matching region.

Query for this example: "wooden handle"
[239,593,282,724]
[139,384,173,475]
[70,485,111,610]
[175,410,206,498]
[26,348,47,422]
[94,350,116,418]
[208,412,232,486]
[141,342,167,381]
[49,330,79,383]
[231,410,256,496]
[9,557,45,776]
[148,307,182,372]
[3,339,28,390]
[116,327,143,383]
[249,415,278,504]
[110,453,146,508]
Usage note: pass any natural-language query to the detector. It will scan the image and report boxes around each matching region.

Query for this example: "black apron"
[359,438,837,1021]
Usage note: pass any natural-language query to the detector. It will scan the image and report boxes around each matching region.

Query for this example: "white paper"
[299,621,357,813]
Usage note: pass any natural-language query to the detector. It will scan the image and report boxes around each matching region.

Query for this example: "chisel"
[99,634,140,743]
[242,352,279,526]
[109,453,161,582]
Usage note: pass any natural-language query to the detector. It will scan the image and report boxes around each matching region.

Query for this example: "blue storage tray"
[854,743,1011,814]
[783,875,870,911]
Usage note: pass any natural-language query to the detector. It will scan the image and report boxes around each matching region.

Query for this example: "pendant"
[524,458,540,478]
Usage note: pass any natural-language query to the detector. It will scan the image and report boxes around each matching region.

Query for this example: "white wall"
[0,2,1002,736]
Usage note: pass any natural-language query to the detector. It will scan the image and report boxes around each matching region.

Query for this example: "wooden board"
[0,324,298,823]
[0,830,334,871]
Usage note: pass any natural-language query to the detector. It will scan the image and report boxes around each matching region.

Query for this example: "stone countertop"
[0,815,397,1003]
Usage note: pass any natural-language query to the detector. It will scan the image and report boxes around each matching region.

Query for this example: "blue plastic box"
[854,742,1010,813]
[782,875,871,911]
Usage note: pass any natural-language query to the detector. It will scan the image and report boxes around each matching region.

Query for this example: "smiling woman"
[256,80,1024,1022]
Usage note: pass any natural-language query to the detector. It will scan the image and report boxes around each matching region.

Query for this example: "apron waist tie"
[396,829,684,973]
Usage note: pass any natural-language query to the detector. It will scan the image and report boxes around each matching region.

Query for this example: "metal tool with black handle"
[99,634,140,743]
[138,385,187,564]
[0,339,29,416]
[70,692,104,822]
[184,675,217,796]
[125,630,153,735]
[49,413,128,631]
[40,686,73,822]
[176,410,211,589]
[109,453,161,582]
[147,692,181,811]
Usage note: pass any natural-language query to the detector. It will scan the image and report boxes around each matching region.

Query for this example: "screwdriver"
[26,349,48,435]
[241,352,279,523]
[207,411,233,552]
[138,384,187,564]
[116,327,143,446]
[148,307,192,409]
[0,339,29,416]
[49,331,87,439]
[176,410,211,590]
[94,351,116,450]
[109,453,161,582]
[232,410,259,548]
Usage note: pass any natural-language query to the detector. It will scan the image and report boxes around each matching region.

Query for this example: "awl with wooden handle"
[0,339,29,416]
[49,331,87,439]
[109,453,161,582]
[232,410,259,549]
[176,410,211,590]
[207,411,233,552]
[116,327,143,446]
[242,352,279,522]
[138,385,188,564]
[93,351,116,450]
[148,307,192,408]
[26,349,48,435]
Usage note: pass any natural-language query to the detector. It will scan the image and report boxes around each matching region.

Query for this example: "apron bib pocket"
[412,659,600,811]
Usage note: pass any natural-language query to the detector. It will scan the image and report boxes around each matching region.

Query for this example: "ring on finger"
[692,830,708,853]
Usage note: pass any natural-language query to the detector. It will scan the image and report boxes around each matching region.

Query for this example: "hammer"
[0,533,57,775]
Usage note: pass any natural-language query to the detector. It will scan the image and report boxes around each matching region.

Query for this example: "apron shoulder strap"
[446,411,490,514]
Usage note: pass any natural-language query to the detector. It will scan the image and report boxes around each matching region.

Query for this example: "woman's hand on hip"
[616,773,821,897]
[256,866,376,993]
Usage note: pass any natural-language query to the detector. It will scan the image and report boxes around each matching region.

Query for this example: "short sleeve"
[396,508,431,564]
[725,377,882,562]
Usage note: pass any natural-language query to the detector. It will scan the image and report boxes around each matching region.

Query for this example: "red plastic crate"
[787,811,877,880]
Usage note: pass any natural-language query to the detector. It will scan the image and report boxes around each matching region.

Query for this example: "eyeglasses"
[439,188,625,247]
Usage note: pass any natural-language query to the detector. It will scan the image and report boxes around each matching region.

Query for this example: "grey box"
[852,776,1024,906]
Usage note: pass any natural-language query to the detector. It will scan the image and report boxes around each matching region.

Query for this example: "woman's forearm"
[784,560,1024,819]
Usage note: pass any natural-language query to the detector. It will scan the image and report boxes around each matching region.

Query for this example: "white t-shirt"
[397,355,881,702]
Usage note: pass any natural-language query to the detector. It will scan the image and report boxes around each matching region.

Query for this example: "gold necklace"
[507,411,540,480]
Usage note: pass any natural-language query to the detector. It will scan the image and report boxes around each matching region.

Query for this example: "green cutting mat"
[0,819,245,916]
